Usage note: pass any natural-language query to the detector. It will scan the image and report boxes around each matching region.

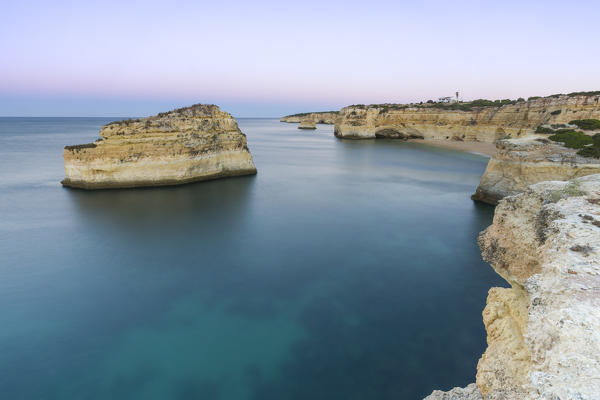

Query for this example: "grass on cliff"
[569,119,600,131]
[535,125,557,134]
[546,129,600,158]
[549,130,594,149]
[576,133,600,158]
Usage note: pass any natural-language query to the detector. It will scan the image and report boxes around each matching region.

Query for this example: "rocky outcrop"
[298,119,317,129]
[428,174,600,399]
[471,136,600,204]
[424,383,483,400]
[334,95,600,141]
[280,111,338,124]
[477,174,600,399]
[62,104,257,189]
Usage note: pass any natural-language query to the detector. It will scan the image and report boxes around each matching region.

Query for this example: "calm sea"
[0,117,504,399]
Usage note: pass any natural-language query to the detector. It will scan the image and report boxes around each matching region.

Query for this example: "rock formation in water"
[472,136,600,204]
[280,111,338,124]
[298,119,317,129]
[334,94,600,141]
[62,104,257,189]
[426,174,600,400]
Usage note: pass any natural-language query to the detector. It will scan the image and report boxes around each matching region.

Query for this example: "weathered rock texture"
[334,95,600,141]
[427,174,600,399]
[477,174,600,399]
[280,111,338,124]
[62,104,257,189]
[298,119,317,129]
[424,383,483,400]
[472,136,600,204]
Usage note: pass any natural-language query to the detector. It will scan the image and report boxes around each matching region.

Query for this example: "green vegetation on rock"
[543,127,600,159]
[569,119,600,131]
[576,134,600,158]
[549,130,594,149]
[536,125,556,134]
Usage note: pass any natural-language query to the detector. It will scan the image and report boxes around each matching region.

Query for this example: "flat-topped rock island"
[62,104,257,189]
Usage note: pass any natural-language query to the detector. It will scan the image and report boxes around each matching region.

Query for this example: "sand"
[407,138,497,157]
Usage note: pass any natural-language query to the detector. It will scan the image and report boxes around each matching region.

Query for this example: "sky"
[1,0,599,117]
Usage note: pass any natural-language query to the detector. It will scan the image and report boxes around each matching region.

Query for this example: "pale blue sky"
[1,0,599,117]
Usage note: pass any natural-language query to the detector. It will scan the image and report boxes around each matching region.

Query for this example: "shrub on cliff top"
[536,125,555,134]
[577,145,600,158]
[569,119,600,131]
[549,130,594,149]
[567,90,600,97]
[575,133,600,158]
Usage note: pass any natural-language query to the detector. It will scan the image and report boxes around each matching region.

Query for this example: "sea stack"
[62,104,257,189]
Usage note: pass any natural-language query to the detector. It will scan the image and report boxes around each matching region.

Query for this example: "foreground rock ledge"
[427,174,600,399]
[62,104,257,189]
[471,136,600,205]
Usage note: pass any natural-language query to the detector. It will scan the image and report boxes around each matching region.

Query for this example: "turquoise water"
[0,118,504,399]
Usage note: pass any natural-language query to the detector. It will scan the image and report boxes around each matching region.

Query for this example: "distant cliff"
[334,94,600,141]
[280,111,338,124]
[62,104,257,189]
[427,174,600,399]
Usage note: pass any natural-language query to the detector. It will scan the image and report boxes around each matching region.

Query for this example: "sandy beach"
[408,138,497,157]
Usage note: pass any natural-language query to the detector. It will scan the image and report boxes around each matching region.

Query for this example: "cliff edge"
[62,104,257,189]
[334,95,600,141]
[427,174,600,399]
[472,136,600,204]
[280,111,338,124]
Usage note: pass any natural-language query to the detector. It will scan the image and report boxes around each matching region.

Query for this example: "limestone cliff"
[280,111,338,124]
[472,136,600,205]
[334,95,600,141]
[426,174,600,399]
[298,119,317,129]
[425,383,483,400]
[62,104,257,189]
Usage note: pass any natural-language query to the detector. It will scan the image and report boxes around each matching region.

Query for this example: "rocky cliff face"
[334,95,600,141]
[426,174,600,400]
[280,111,338,124]
[298,119,317,129]
[62,104,257,189]
[472,136,600,204]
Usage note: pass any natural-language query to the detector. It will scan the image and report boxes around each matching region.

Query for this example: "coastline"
[408,138,496,157]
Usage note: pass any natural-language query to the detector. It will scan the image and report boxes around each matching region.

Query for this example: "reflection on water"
[0,118,504,399]
[67,175,257,232]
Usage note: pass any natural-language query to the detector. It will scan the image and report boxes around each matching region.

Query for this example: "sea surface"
[0,117,505,400]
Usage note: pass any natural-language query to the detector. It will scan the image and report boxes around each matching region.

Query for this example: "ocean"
[0,117,504,399]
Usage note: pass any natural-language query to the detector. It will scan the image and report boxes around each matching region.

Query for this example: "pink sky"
[1,0,599,116]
